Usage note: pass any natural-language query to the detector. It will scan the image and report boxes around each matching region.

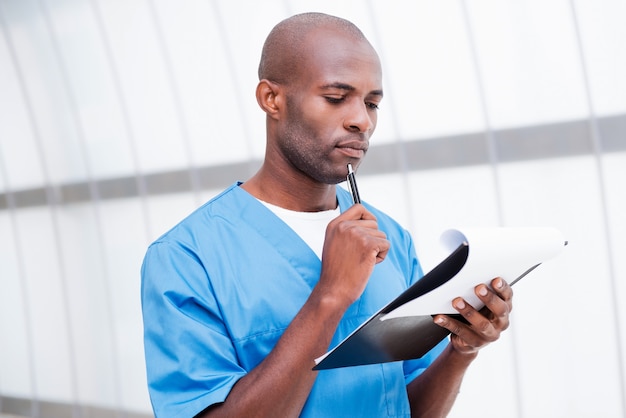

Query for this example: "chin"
[306,161,350,185]
[312,172,344,185]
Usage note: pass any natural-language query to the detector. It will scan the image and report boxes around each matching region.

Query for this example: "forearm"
[407,343,477,418]
[198,288,347,418]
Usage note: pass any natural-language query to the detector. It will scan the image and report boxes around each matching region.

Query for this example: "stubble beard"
[280,101,345,185]
[279,126,343,185]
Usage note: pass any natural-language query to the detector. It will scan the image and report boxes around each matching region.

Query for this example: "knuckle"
[499,317,511,331]
[451,325,463,336]
[462,309,475,319]
[478,320,492,334]
[337,220,352,233]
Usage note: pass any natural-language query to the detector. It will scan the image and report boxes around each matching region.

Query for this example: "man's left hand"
[433,277,513,355]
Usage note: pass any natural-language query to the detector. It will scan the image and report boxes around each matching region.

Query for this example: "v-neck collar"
[231,183,354,289]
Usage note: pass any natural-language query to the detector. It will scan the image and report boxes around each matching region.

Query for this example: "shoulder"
[150,182,248,246]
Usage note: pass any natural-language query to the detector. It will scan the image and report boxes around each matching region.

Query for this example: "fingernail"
[454,299,465,309]
[478,285,488,296]
[495,278,503,289]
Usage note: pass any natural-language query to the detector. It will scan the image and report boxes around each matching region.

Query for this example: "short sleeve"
[141,241,245,417]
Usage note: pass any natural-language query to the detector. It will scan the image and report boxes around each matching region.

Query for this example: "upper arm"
[141,242,245,417]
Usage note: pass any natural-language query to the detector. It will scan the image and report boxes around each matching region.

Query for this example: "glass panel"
[467,0,588,128]
[95,0,190,174]
[355,173,411,229]
[0,212,34,397]
[145,192,200,242]
[209,0,288,160]
[98,197,152,411]
[45,0,136,179]
[370,1,484,141]
[498,157,623,416]
[56,203,118,407]
[448,333,519,418]
[603,151,626,402]
[1,0,87,185]
[574,0,626,115]
[0,17,45,191]
[407,165,500,271]
[15,206,76,401]
[149,0,257,166]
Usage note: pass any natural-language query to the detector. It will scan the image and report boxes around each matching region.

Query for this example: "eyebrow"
[320,82,383,98]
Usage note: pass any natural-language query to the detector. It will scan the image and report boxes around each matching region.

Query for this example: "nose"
[344,101,375,134]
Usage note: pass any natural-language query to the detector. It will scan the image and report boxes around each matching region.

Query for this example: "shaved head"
[258,12,371,84]
[248,12,383,207]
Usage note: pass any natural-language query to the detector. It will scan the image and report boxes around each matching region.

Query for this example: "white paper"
[381,227,565,319]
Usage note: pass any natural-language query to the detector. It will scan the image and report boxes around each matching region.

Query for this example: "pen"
[346,163,361,204]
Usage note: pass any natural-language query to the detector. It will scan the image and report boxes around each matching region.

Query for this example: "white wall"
[0,0,624,416]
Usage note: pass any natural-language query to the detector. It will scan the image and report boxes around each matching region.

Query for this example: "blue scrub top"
[141,183,447,417]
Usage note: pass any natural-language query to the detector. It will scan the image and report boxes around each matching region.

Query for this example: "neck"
[241,164,337,212]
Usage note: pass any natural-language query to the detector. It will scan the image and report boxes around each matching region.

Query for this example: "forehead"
[298,28,382,88]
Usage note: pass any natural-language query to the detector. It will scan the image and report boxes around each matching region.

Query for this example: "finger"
[333,214,380,232]
[475,284,511,329]
[339,222,389,263]
[452,297,500,343]
[344,203,377,221]
[492,277,512,295]
[491,277,513,314]
[433,313,489,348]
[373,238,390,263]
[351,219,383,232]
[338,220,387,240]
[332,218,381,240]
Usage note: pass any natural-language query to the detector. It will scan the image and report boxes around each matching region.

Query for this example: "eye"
[325,96,345,104]
[366,102,380,110]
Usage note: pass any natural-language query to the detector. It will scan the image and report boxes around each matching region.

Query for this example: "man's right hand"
[317,204,390,308]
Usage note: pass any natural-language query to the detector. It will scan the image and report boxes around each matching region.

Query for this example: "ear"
[256,79,283,120]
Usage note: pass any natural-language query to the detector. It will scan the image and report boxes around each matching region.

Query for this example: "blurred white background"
[0,0,624,417]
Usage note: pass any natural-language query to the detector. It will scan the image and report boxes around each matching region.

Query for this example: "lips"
[336,139,368,158]
[337,146,366,159]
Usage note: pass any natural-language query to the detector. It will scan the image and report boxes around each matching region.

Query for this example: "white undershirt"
[259,200,340,259]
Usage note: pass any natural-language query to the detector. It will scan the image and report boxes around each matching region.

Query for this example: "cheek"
[296,116,333,143]
[371,113,378,132]
[285,99,343,143]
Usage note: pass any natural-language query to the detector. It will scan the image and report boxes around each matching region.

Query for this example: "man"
[141,12,513,417]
